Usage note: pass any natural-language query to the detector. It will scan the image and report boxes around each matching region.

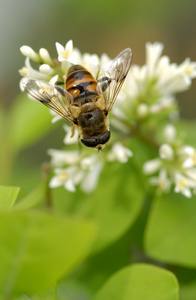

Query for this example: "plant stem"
[111,115,159,150]
[42,162,52,209]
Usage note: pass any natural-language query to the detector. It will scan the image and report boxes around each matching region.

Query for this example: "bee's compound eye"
[81,137,98,148]
[98,131,110,145]
[81,131,111,148]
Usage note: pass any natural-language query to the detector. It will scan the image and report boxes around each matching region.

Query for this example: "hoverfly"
[22,48,132,150]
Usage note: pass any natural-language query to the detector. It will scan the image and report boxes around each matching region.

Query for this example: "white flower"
[124,42,196,107]
[184,168,196,181]
[143,159,161,175]
[19,57,47,80]
[178,58,196,80]
[156,55,195,94]
[48,153,103,193]
[146,42,164,77]
[48,149,80,167]
[46,75,64,123]
[149,96,175,114]
[150,169,171,193]
[80,155,103,193]
[174,172,196,198]
[19,58,49,93]
[49,166,83,192]
[107,142,133,163]
[20,45,39,61]
[159,143,174,160]
[63,125,79,145]
[179,146,196,168]
[56,40,75,62]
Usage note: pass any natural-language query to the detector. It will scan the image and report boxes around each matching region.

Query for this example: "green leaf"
[94,263,179,300]
[14,179,47,211]
[180,280,196,300]
[0,186,20,212]
[10,94,57,153]
[0,211,97,298]
[144,192,196,267]
[66,228,134,297]
[53,161,145,252]
[15,289,56,300]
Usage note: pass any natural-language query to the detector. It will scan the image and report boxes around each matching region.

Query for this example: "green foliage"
[0,210,96,299]
[2,89,196,299]
[94,264,179,300]
[10,94,56,154]
[52,161,145,252]
[0,186,20,212]
[145,192,196,267]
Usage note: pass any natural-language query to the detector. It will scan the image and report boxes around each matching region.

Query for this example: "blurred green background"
[0,0,196,191]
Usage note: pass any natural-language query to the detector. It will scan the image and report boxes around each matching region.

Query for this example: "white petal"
[182,188,191,198]
[143,159,161,175]
[81,161,103,193]
[107,143,133,163]
[49,74,59,86]
[49,176,62,188]
[184,168,196,181]
[48,149,80,166]
[63,125,79,145]
[182,158,194,168]
[81,155,97,170]
[146,42,164,76]
[65,40,73,52]
[159,144,174,160]
[55,42,64,56]
[64,179,76,192]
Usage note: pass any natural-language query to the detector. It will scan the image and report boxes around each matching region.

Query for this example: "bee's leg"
[71,125,75,137]
[55,81,64,85]
[55,85,66,96]
[98,76,111,92]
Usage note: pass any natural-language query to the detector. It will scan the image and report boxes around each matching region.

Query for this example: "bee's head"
[81,131,110,149]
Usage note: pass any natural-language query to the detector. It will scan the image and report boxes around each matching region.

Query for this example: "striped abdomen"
[65,65,98,102]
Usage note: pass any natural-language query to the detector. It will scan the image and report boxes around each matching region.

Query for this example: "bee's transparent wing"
[98,48,132,113]
[21,78,75,124]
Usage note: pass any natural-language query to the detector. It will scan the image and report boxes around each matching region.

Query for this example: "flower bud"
[107,143,133,163]
[137,103,149,118]
[20,45,39,61]
[159,143,174,160]
[39,64,53,75]
[39,48,52,64]
[143,159,161,175]
[163,124,176,143]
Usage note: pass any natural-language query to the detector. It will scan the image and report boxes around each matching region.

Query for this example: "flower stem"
[111,115,159,150]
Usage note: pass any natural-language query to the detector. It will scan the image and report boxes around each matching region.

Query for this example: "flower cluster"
[143,124,196,198]
[19,40,196,197]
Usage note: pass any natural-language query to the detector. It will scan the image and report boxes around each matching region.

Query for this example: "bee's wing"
[21,78,75,124]
[98,48,132,113]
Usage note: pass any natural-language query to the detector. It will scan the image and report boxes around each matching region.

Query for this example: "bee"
[22,48,132,150]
